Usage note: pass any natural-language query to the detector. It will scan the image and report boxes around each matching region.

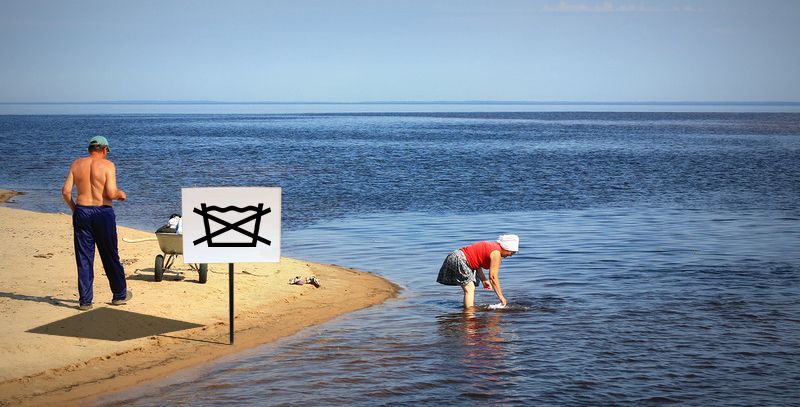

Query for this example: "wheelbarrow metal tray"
[156,233,183,255]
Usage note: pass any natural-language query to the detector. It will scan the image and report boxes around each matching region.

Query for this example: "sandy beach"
[0,190,399,406]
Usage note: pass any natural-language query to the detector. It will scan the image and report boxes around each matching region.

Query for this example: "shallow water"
[95,208,800,406]
[1,112,799,405]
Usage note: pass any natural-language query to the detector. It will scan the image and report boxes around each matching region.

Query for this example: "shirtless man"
[62,136,132,310]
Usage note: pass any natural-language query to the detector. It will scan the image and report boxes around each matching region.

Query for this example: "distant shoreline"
[2,102,800,115]
[2,100,799,106]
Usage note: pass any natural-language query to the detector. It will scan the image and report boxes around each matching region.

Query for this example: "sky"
[1,0,799,103]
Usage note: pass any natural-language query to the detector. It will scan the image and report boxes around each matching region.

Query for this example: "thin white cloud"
[672,5,705,13]
[542,0,614,13]
[542,1,703,13]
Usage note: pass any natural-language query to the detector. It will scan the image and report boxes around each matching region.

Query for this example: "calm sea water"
[1,112,799,405]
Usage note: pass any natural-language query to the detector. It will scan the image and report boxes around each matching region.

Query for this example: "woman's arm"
[476,268,491,289]
[488,250,506,305]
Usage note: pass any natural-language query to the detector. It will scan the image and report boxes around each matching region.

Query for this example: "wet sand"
[0,191,399,406]
[0,189,21,204]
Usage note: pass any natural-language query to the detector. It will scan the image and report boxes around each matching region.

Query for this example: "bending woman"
[436,234,519,308]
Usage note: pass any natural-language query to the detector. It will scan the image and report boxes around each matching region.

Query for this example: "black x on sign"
[193,203,272,247]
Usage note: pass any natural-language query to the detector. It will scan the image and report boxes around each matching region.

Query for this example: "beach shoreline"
[0,191,400,406]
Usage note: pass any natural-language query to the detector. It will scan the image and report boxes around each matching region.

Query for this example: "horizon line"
[1,100,799,106]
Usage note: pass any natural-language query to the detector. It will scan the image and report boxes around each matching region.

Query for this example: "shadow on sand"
[27,307,204,342]
[0,291,79,310]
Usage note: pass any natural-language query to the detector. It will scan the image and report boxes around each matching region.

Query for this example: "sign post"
[229,263,234,344]
[182,187,281,345]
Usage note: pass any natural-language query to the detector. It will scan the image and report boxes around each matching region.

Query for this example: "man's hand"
[117,190,126,201]
[482,280,492,290]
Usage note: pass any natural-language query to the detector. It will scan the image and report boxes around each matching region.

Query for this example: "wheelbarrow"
[155,232,208,283]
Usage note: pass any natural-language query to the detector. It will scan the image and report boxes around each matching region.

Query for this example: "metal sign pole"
[229,262,234,345]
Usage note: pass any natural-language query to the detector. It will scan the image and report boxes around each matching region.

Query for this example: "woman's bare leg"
[462,282,475,308]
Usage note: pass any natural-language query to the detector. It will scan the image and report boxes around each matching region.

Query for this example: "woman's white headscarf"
[497,234,519,252]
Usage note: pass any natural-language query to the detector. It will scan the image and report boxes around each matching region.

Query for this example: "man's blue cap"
[88,136,110,151]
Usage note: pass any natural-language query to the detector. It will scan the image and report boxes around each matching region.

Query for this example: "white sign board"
[181,187,281,263]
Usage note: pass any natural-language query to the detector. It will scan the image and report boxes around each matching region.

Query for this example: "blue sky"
[1,0,798,103]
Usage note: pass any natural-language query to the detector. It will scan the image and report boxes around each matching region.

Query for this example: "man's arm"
[61,165,76,213]
[488,250,506,305]
[104,161,126,201]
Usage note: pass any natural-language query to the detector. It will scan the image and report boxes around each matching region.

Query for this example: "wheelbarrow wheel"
[154,254,164,282]
[198,264,208,284]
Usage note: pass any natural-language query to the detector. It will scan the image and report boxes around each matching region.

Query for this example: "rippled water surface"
[99,209,800,406]
[1,112,799,405]
[2,112,798,230]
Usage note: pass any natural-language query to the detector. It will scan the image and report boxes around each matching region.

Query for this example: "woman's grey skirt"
[436,249,476,286]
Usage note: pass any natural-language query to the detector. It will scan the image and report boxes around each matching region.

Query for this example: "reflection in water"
[437,310,504,351]
[436,309,508,399]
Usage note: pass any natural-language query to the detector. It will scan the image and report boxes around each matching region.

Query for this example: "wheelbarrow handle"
[122,237,158,243]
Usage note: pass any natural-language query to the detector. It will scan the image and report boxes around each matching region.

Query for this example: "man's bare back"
[64,136,131,309]
[62,150,126,212]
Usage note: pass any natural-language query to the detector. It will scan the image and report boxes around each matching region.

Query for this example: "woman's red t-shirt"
[460,241,502,270]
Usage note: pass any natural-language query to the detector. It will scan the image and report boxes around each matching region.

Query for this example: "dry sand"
[0,190,399,406]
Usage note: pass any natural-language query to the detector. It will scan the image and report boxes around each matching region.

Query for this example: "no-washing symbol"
[182,187,280,263]
[192,203,272,247]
